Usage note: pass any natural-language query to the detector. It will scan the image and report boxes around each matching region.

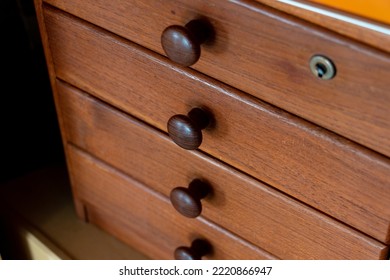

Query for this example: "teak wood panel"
[42,0,390,158]
[58,82,389,259]
[44,9,390,244]
[67,146,276,260]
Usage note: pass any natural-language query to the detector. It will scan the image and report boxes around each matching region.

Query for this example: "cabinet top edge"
[252,0,390,52]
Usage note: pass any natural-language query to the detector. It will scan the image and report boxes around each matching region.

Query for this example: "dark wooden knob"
[174,239,211,260]
[170,179,210,218]
[167,108,210,150]
[161,20,211,66]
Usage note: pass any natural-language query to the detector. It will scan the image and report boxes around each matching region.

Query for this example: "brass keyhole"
[309,55,336,80]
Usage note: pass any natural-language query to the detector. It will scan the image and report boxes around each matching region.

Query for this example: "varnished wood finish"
[58,82,389,259]
[45,9,390,244]
[33,0,88,220]
[43,0,390,157]
[67,145,276,260]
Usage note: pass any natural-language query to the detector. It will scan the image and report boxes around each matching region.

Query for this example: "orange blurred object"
[310,0,390,25]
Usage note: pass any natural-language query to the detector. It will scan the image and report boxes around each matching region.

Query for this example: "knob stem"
[185,20,211,44]
[188,179,209,200]
[188,108,210,130]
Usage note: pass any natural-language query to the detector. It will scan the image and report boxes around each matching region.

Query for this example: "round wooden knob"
[161,20,211,66]
[174,239,211,260]
[170,179,210,218]
[167,108,210,150]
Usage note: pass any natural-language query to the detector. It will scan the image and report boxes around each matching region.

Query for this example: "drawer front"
[46,9,390,244]
[66,145,275,260]
[43,0,390,158]
[58,81,389,259]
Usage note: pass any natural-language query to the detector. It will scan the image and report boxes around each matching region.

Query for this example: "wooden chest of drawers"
[35,0,390,259]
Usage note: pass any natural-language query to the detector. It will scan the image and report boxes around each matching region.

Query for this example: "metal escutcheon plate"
[309,55,336,80]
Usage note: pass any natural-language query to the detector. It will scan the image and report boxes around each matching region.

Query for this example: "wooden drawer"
[46,9,390,244]
[43,0,390,158]
[58,81,389,259]
[66,145,275,260]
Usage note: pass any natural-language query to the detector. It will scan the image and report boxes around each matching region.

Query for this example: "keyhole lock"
[309,55,336,80]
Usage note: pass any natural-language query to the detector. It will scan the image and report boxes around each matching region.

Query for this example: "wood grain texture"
[45,9,390,244]
[42,0,390,157]
[58,82,389,259]
[33,0,88,220]
[67,145,277,260]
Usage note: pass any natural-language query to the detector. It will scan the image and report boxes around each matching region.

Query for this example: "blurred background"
[0,0,146,260]
[0,0,64,183]
[0,0,64,259]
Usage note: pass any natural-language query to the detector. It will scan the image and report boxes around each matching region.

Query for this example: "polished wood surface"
[43,0,390,157]
[58,82,389,259]
[45,9,390,244]
[67,145,276,260]
[34,0,88,221]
